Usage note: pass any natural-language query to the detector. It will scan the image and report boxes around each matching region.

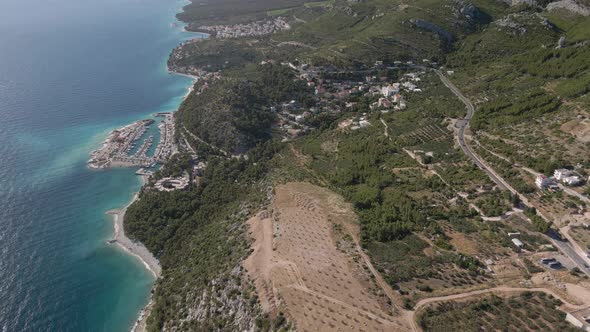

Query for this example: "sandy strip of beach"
[106,200,161,278]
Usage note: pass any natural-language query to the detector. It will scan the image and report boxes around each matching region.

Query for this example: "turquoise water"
[0,0,199,330]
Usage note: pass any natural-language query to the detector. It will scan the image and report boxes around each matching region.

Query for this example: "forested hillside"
[177,64,313,153]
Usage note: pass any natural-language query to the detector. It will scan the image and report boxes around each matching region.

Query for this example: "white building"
[554,168,574,181]
[554,168,584,186]
[563,175,583,186]
[402,81,417,91]
[535,174,552,189]
[381,83,400,97]
[359,120,371,128]
[511,238,524,248]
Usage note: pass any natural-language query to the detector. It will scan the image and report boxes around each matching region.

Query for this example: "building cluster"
[369,72,423,112]
[168,40,225,78]
[198,17,290,39]
[264,60,428,140]
[535,168,586,190]
[153,113,176,162]
[554,168,585,186]
[338,115,371,131]
[271,100,312,140]
[154,174,190,192]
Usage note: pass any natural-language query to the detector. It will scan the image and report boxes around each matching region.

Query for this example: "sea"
[0,0,199,330]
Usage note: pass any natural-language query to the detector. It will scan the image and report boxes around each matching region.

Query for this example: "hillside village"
[196,17,290,38]
[270,60,428,139]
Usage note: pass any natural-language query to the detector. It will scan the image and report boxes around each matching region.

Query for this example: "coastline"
[105,68,197,276]
[101,5,206,329]
[106,68,196,331]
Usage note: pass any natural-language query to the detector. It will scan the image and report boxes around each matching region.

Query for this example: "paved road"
[549,229,590,274]
[436,70,590,276]
[435,70,511,191]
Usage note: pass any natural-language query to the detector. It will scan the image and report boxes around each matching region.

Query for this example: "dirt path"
[401,148,450,187]
[413,286,589,313]
[408,286,590,332]
[347,231,401,309]
[346,231,420,332]
[380,118,391,140]
[181,125,229,156]
[277,41,317,49]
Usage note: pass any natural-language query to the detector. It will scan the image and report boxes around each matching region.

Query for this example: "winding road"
[435,70,590,276]
[435,70,511,191]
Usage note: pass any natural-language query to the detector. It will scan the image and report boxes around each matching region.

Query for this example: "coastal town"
[196,16,290,38]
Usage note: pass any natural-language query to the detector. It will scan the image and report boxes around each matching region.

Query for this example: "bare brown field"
[569,225,590,251]
[561,118,590,143]
[244,182,411,331]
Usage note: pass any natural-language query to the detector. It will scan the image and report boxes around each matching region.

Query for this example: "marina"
[88,113,177,169]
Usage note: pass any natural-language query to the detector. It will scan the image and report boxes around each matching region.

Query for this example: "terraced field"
[244,182,411,331]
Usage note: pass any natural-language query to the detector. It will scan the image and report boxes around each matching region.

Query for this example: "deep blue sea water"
[0,0,198,330]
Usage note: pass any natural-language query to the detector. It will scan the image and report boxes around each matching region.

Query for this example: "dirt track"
[244,182,412,331]
[413,286,588,312]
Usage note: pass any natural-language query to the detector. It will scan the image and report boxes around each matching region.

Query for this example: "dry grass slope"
[244,182,411,331]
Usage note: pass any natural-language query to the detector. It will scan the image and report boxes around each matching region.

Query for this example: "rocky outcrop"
[456,0,484,21]
[556,36,566,49]
[494,13,556,35]
[173,265,261,332]
[409,19,454,43]
[546,0,590,16]
[496,0,539,7]
[497,0,590,15]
